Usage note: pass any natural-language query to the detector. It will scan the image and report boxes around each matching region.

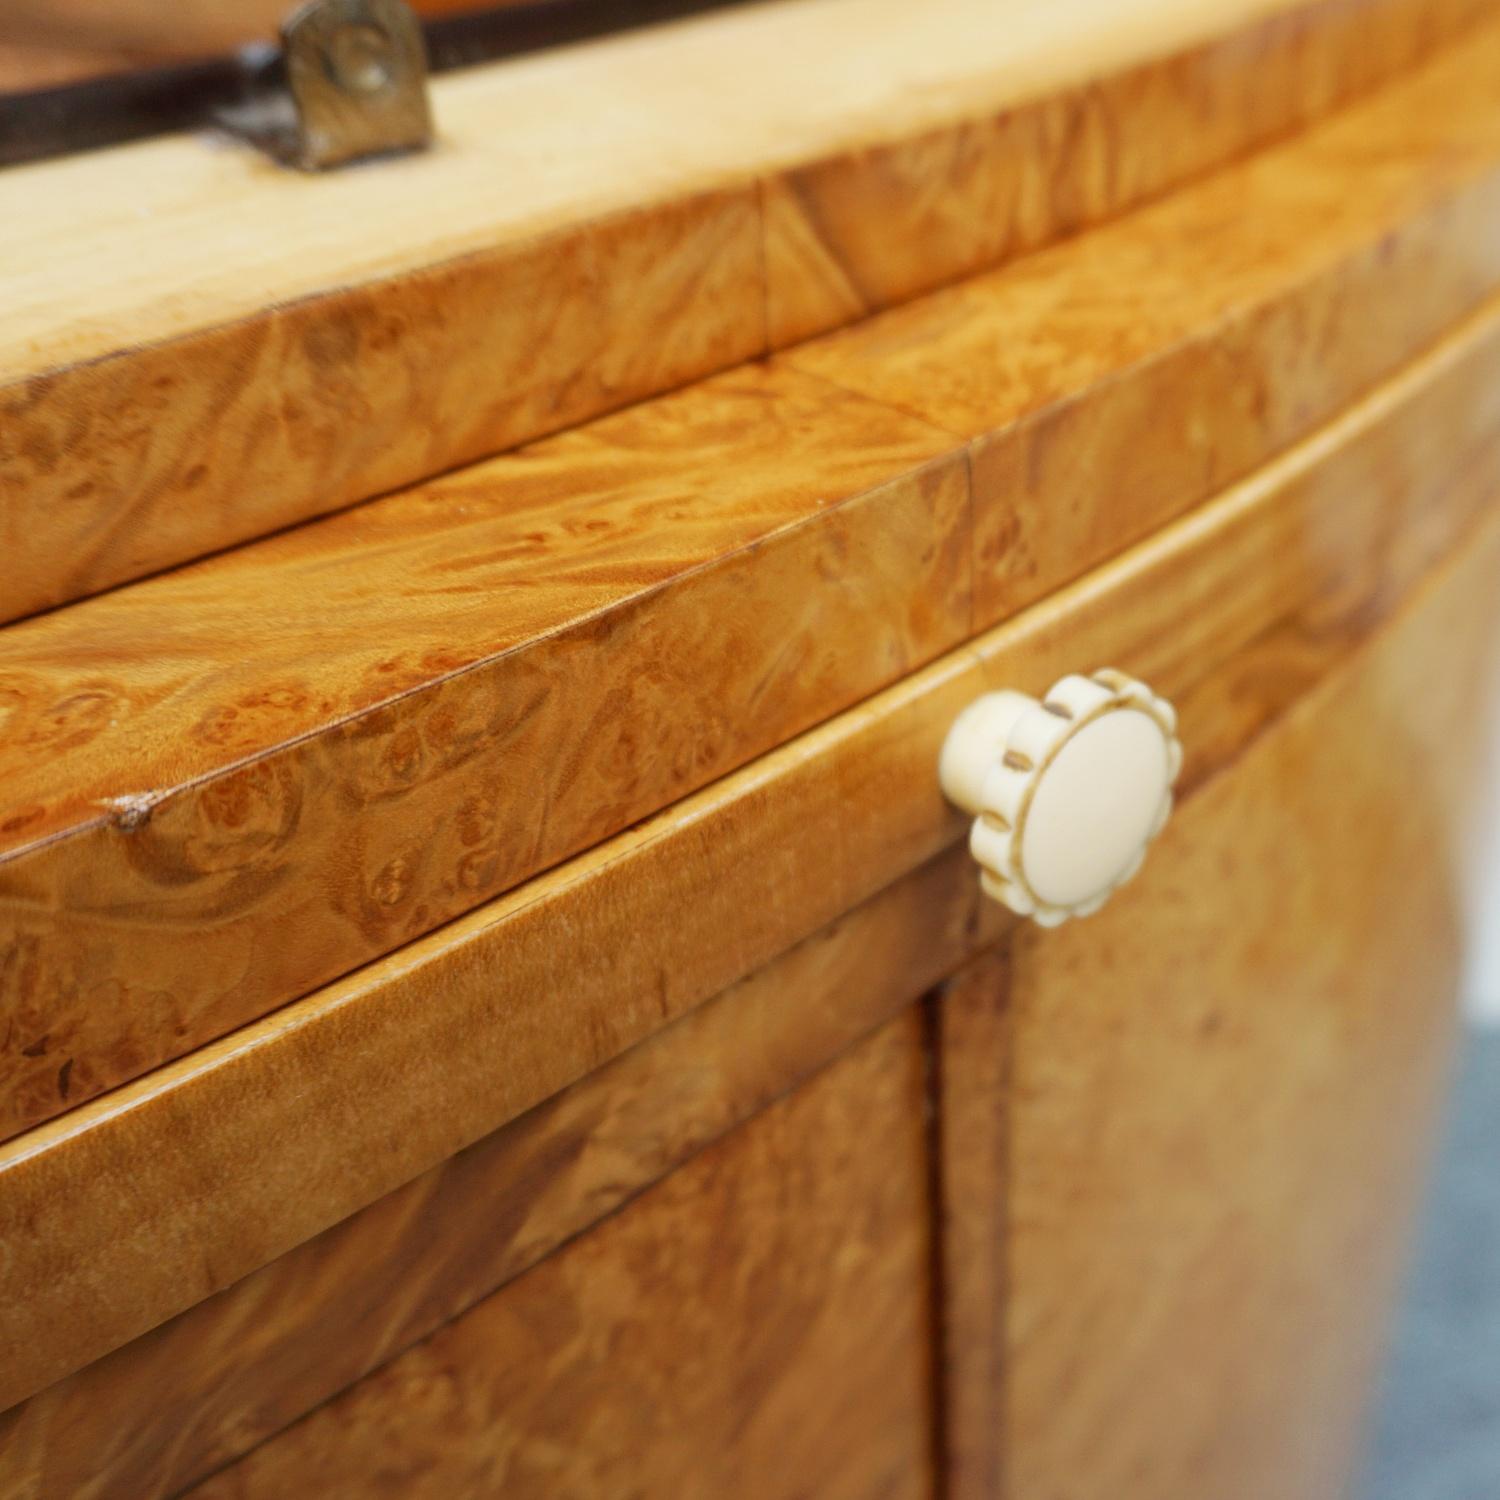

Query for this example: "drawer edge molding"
[3,295,1500,1412]
[13,20,1500,1136]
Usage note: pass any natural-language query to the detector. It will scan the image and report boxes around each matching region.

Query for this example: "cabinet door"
[934,521,1500,1500]
[185,1013,938,1500]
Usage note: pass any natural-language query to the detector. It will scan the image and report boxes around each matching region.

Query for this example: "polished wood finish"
[4,297,1496,1412]
[789,21,1500,627]
[990,519,1500,1500]
[4,8,1498,1496]
[10,512,1493,1495]
[0,183,764,625]
[186,1015,938,1500]
[2,0,1484,620]
[0,851,991,1500]
[0,366,968,1138]
[760,0,1490,346]
[13,41,1500,1130]
[0,364,964,859]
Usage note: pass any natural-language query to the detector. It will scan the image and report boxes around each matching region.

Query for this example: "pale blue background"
[1359,768,1500,1500]
[1359,1032,1500,1500]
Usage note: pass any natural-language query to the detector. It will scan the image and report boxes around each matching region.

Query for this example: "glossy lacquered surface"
[3,0,1486,621]
[0,852,992,1500]
[10,19,1500,1139]
[939,509,1500,1500]
[4,11,1500,1498]
[183,1017,939,1500]
[4,287,1500,1415]
[13,491,1491,1500]
[1003,534,1499,1500]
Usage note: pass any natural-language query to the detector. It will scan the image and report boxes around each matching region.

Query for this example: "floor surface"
[1358,1030,1500,1500]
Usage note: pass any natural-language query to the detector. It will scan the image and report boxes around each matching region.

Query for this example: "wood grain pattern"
[2,0,1483,620]
[0,364,968,1138]
[761,0,1492,345]
[788,21,1500,627]
[6,505,1495,1497]
[31,515,1497,1500]
[0,850,994,1500]
[0,185,766,624]
[928,949,1011,1500]
[998,513,1500,1500]
[14,34,1500,1135]
[185,1014,939,1500]
[4,301,1497,1415]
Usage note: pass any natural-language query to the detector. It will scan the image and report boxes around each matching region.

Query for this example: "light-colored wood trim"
[787,18,1500,629]
[11,28,1500,1134]
[2,0,1484,620]
[3,299,1498,1412]
[0,849,992,1500]
[0,0,1383,369]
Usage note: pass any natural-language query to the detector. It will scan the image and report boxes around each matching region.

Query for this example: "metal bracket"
[220,0,433,170]
[0,0,757,174]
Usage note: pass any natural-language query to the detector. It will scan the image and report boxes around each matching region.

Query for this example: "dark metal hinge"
[221,0,433,170]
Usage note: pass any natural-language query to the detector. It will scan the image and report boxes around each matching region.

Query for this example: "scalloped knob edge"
[939,669,1182,926]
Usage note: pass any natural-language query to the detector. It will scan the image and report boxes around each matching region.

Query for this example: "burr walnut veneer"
[3,2,1500,1497]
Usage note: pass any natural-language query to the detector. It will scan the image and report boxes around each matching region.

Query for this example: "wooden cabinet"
[184,1016,937,1500]
[6,520,1495,1498]
[4,2,1500,1498]
[936,520,1500,1500]
[0,855,974,1500]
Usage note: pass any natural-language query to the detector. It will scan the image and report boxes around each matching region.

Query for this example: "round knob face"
[945,671,1181,926]
[1020,706,1171,908]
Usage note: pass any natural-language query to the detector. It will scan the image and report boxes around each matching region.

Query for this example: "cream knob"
[939,669,1181,926]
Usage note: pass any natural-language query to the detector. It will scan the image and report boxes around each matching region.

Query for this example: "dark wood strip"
[929,949,1012,1500]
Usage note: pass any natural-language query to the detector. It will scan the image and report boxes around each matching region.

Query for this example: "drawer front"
[185,1015,937,1500]
[934,506,1500,1500]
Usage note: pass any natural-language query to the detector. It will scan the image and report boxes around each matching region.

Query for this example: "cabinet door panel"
[951,513,1500,1500]
[187,1013,938,1500]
